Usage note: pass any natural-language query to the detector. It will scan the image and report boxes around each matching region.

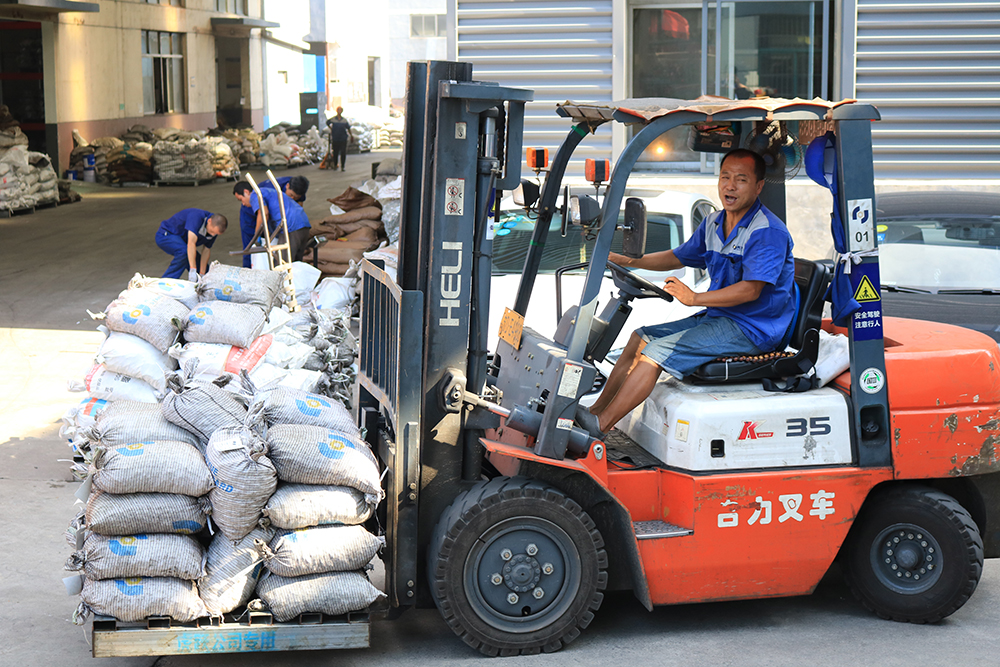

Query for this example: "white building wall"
[263,0,309,127]
[388,0,448,106]
[326,0,392,108]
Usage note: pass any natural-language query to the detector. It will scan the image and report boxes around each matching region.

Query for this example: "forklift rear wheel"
[843,486,983,623]
[429,476,607,656]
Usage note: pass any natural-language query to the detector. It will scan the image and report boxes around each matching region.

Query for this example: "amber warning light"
[585,159,610,184]
[526,147,549,170]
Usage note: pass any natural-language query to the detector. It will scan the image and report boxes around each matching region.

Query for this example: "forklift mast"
[356,61,532,608]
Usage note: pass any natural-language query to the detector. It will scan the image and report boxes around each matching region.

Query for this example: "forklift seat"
[689,258,830,384]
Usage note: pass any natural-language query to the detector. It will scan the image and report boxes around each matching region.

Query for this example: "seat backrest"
[789,258,830,350]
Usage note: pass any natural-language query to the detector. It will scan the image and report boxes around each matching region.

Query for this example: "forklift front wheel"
[428,476,608,656]
[843,486,984,623]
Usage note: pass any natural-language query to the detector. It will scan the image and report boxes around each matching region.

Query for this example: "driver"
[576,148,796,439]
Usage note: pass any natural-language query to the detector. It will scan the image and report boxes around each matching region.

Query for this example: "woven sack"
[88,400,199,449]
[255,571,383,622]
[160,372,247,446]
[259,525,381,577]
[85,491,210,536]
[80,576,208,623]
[262,483,374,530]
[178,300,267,349]
[65,533,204,580]
[199,527,271,615]
[206,426,277,541]
[197,263,283,310]
[82,365,160,404]
[90,441,213,497]
[266,424,381,503]
[104,288,187,352]
[96,330,177,393]
[127,273,199,309]
[251,384,358,436]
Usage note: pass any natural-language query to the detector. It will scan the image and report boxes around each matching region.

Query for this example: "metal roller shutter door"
[854,0,1000,179]
[456,0,614,178]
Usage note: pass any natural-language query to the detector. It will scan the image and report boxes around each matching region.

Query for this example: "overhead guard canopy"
[556,95,880,126]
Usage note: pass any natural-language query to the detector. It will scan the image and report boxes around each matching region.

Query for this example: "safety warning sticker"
[850,262,883,342]
[444,178,464,216]
[557,363,583,399]
[853,275,880,302]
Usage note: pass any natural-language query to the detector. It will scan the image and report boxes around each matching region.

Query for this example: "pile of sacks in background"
[105,142,155,184]
[207,137,239,178]
[215,128,261,166]
[61,264,385,626]
[258,130,304,168]
[1,144,60,211]
[153,135,215,183]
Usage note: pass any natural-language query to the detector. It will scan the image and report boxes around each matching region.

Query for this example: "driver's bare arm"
[609,249,684,272]
[664,278,765,308]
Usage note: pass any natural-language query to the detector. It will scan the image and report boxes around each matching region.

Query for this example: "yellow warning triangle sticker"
[854,275,881,302]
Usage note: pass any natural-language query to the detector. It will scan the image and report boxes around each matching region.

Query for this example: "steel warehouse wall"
[455,0,614,178]
[852,0,1000,179]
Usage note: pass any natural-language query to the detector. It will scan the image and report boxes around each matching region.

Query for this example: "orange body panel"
[828,317,1000,480]
[635,467,891,604]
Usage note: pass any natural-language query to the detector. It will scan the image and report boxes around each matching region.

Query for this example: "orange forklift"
[360,62,1000,656]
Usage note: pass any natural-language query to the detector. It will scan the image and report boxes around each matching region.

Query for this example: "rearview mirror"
[569,195,601,227]
[621,197,647,259]
[512,179,539,209]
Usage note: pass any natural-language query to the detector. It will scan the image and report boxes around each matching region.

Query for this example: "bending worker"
[155,208,227,280]
[261,174,309,203]
[576,148,796,439]
[233,181,311,267]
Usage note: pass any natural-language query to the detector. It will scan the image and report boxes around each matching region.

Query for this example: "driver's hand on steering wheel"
[663,277,698,306]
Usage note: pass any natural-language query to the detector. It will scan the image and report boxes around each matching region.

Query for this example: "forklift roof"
[556,96,880,126]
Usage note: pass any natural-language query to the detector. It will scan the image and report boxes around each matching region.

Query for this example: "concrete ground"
[1,153,999,665]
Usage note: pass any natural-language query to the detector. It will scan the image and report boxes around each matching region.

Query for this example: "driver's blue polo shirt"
[672,199,795,350]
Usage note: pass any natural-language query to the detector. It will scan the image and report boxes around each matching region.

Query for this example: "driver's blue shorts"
[635,313,764,379]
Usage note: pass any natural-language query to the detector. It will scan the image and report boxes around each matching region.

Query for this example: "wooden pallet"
[0,200,57,218]
[154,178,216,187]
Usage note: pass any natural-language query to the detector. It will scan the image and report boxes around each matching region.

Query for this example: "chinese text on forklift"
[94,60,1000,658]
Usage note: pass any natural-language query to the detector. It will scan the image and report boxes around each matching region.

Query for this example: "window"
[216,0,248,15]
[411,14,446,37]
[141,30,185,115]
[632,1,829,172]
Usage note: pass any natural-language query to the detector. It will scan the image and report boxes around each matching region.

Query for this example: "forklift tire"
[843,486,984,623]
[428,476,607,656]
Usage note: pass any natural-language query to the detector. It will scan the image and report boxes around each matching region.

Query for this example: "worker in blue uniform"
[154,208,228,280]
[233,181,312,267]
[261,174,310,203]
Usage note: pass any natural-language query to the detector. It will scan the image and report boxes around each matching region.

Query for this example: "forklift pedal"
[633,520,693,540]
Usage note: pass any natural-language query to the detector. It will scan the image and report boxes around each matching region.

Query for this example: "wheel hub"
[467,519,574,630]
[870,523,942,595]
[503,554,542,593]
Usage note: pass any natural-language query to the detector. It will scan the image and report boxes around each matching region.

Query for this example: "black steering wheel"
[607,261,674,301]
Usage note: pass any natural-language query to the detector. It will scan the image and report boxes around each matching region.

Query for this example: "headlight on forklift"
[569,194,601,227]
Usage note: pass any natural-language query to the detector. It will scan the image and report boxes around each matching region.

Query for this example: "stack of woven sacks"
[106,142,155,184]
[1,144,59,210]
[206,137,239,178]
[153,137,214,182]
[68,131,117,181]
[62,264,384,626]
[304,187,386,277]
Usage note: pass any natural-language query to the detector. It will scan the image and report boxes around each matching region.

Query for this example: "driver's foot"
[575,404,607,441]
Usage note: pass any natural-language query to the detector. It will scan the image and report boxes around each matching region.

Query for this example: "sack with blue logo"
[88,399,200,450]
[265,424,381,505]
[247,381,359,438]
[177,300,267,349]
[160,370,247,446]
[261,483,375,531]
[83,490,210,536]
[90,440,213,497]
[197,262,284,310]
[103,288,188,353]
[199,527,272,615]
[205,425,278,541]
[65,533,205,580]
[259,525,382,578]
[78,576,208,623]
[127,273,198,309]
[75,364,160,404]
[254,570,384,622]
